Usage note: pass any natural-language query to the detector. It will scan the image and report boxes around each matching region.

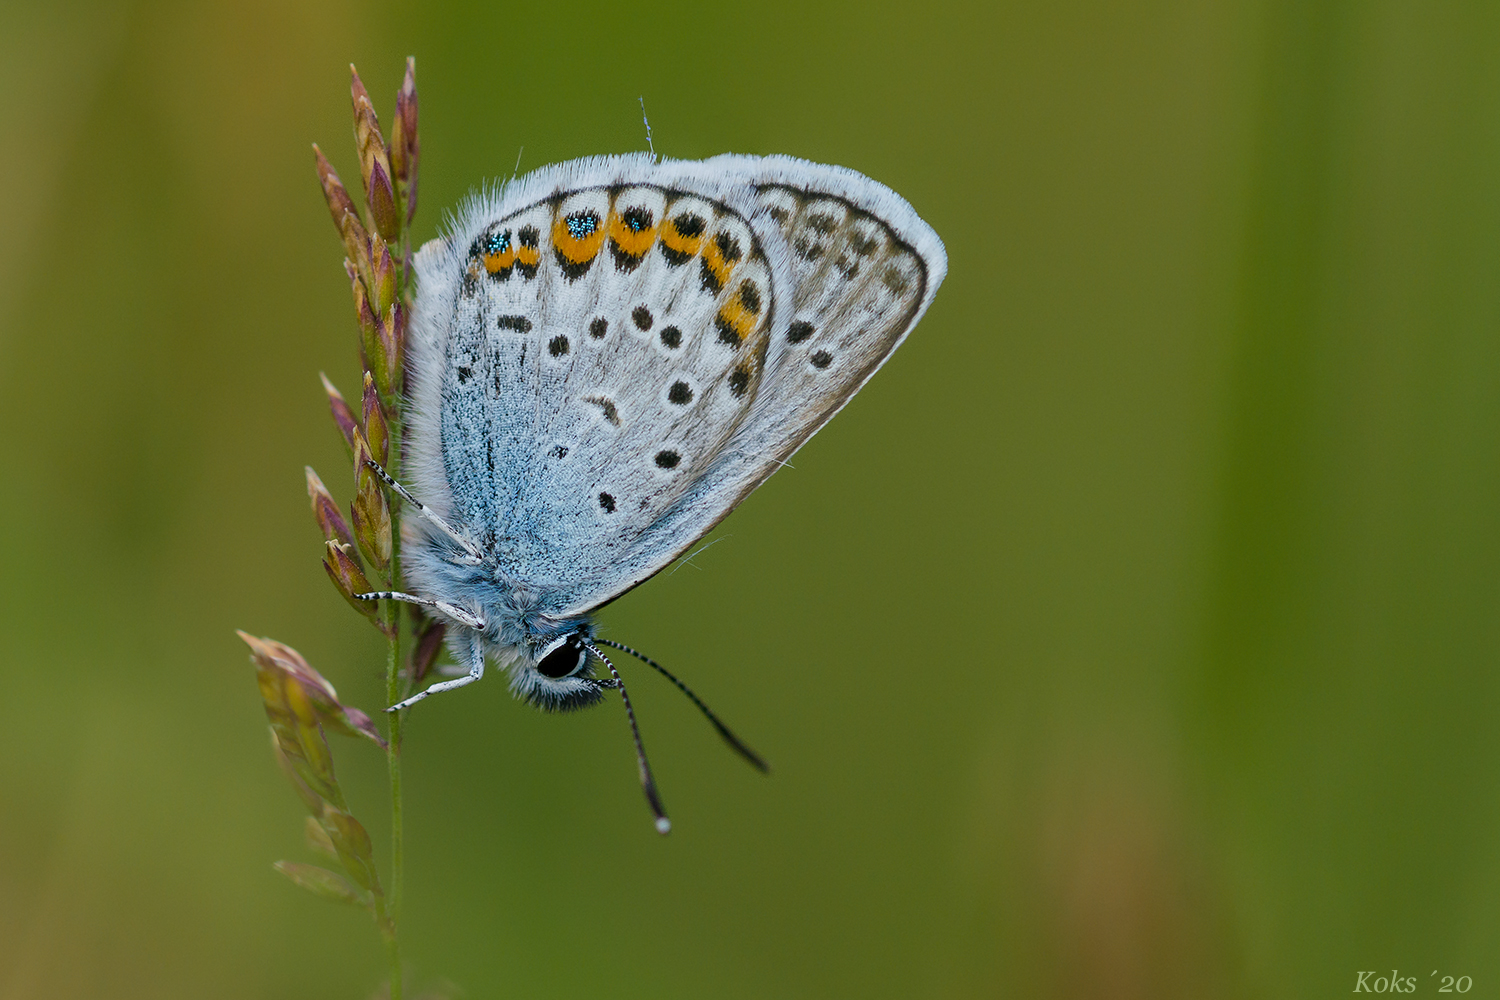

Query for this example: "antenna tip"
[655,816,672,835]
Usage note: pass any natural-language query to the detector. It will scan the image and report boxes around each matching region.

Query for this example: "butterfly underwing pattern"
[364,152,945,830]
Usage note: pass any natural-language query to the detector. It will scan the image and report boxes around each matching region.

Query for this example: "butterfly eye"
[536,636,589,679]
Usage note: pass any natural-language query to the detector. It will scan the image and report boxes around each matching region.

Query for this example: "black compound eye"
[536,636,588,679]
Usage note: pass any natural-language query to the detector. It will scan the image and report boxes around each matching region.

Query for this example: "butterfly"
[358,153,946,831]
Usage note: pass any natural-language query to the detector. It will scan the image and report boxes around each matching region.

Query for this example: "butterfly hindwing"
[405,155,943,619]
[406,157,791,602]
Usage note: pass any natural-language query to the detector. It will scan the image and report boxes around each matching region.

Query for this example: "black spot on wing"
[699,258,723,294]
[738,282,761,314]
[882,265,911,295]
[715,315,740,347]
[807,213,838,234]
[849,230,881,256]
[714,231,743,263]
[728,368,750,397]
[516,226,540,279]
[623,206,652,231]
[610,240,646,272]
[555,248,595,281]
[672,213,705,237]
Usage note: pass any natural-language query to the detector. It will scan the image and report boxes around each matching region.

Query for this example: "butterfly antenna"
[595,638,770,774]
[638,97,656,161]
[583,641,671,835]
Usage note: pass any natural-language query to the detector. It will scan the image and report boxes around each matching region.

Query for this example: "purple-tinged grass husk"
[313,144,370,266]
[391,59,419,226]
[406,612,446,684]
[371,238,399,325]
[322,539,391,635]
[362,373,389,467]
[320,372,360,458]
[367,155,401,243]
[241,632,387,748]
[351,428,392,572]
[307,466,358,554]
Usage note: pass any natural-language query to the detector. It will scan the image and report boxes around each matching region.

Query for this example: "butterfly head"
[510,627,607,712]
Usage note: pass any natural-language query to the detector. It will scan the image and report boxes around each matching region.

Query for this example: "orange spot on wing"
[701,235,739,289]
[482,246,517,273]
[552,215,606,265]
[716,297,757,343]
[660,217,703,258]
[608,210,658,258]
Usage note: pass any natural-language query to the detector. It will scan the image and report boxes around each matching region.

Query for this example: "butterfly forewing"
[731,183,929,465]
[549,158,944,615]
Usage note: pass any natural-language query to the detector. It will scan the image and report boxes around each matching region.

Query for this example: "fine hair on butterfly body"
[361,152,946,831]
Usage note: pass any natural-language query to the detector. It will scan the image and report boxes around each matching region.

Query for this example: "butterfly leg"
[363,459,485,563]
[387,628,485,712]
[352,590,485,630]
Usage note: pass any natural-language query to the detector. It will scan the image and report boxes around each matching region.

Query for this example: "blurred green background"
[3,0,1498,997]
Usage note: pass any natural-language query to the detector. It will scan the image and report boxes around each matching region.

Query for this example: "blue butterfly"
[359,153,945,831]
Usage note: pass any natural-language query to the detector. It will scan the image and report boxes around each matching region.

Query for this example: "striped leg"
[363,459,484,563]
[387,627,486,711]
[352,590,485,630]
